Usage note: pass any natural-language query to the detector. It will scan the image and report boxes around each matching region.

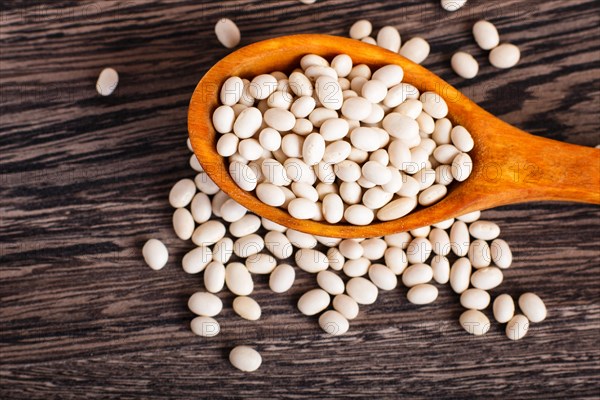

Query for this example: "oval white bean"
[190,316,220,337]
[459,309,490,336]
[493,293,515,323]
[333,294,359,320]
[142,239,169,271]
[319,310,350,336]
[506,314,529,340]
[297,288,330,315]
[233,296,261,321]
[229,346,262,372]
[188,292,222,317]
[518,293,547,323]
[407,284,439,305]
[346,277,379,305]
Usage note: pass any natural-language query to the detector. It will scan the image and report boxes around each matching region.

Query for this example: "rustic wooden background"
[1,0,599,398]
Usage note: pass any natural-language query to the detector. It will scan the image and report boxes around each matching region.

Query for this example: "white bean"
[441,0,467,12]
[215,18,240,48]
[286,229,317,248]
[295,249,329,273]
[256,183,286,207]
[372,64,404,88]
[459,309,490,336]
[263,231,292,260]
[142,239,169,270]
[327,247,346,271]
[473,20,500,50]
[402,264,433,287]
[246,253,277,274]
[362,161,392,185]
[470,267,503,290]
[383,247,408,275]
[190,316,220,337]
[491,239,512,269]
[229,346,262,372]
[351,127,381,152]
[315,75,343,110]
[233,234,264,258]
[469,221,500,240]
[468,239,491,269]
[368,264,398,290]
[291,96,317,118]
[331,54,353,77]
[343,257,370,277]
[506,315,529,340]
[188,292,222,317]
[289,71,314,97]
[406,237,433,264]
[518,293,547,323]
[182,246,212,274]
[450,220,470,256]
[96,67,119,96]
[213,105,235,134]
[204,261,226,293]
[420,92,448,119]
[407,284,439,305]
[341,96,372,121]
[220,199,247,222]
[233,296,261,321]
[346,277,378,305]
[349,20,372,39]
[269,264,295,293]
[233,107,262,138]
[451,152,473,182]
[400,37,430,64]
[418,184,447,206]
[302,133,326,166]
[319,310,350,336]
[169,179,196,208]
[460,288,491,310]
[493,294,515,323]
[377,197,417,221]
[319,118,350,142]
[298,288,330,315]
[262,108,294,132]
[377,26,401,52]
[173,208,195,240]
[192,220,225,246]
[333,294,359,320]
[451,126,474,152]
[225,262,254,296]
[450,257,471,294]
[317,270,345,295]
[217,133,239,157]
[220,76,244,106]
[360,238,387,261]
[431,255,450,284]
[490,43,521,69]
[451,52,479,79]
[344,204,375,225]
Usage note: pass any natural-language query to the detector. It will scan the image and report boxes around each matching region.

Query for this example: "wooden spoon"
[188,34,600,239]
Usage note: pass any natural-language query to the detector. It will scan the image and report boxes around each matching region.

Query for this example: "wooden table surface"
[1,0,599,398]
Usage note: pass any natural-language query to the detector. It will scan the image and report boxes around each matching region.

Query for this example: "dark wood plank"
[1,0,599,398]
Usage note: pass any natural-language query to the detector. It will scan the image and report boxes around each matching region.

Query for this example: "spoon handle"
[479,122,600,206]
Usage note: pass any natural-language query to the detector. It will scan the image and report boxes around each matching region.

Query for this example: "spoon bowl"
[188,34,600,238]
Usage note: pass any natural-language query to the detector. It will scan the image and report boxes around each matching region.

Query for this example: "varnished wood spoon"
[188,34,600,239]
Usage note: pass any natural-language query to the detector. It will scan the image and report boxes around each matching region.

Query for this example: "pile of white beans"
[140,3,540,372]
[142,135,547,371]
[215,55,474,225]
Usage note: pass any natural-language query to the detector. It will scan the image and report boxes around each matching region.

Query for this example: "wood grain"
[1,0,599,398]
